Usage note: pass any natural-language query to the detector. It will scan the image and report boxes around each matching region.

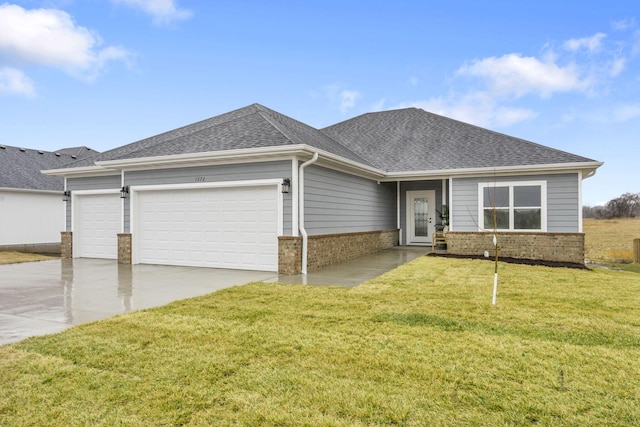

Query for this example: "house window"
[479,181,546,231]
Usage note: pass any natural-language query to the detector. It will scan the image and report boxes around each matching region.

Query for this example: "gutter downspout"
[397,181,402,245]
[299,152,319,274]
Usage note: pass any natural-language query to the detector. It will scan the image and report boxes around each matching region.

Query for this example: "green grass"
[608,263,640,274]
[2,257,640,426]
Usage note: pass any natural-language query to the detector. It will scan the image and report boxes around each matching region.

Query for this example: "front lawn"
[1,257,639,426]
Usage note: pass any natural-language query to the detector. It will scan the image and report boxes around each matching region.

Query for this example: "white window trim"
[477,180,547,232]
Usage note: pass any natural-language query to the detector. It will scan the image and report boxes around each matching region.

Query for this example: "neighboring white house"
[0,145,97,253]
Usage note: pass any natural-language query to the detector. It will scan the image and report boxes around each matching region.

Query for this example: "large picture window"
[478,181,546,231]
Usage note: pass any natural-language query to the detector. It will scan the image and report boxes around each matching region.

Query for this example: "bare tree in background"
[583,192,640,219]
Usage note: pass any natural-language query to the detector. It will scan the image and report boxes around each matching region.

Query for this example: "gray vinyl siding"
[547,173,580,232]
[67,175,121,191]
[66,175,121,231]
[304,165,396,235]
[399,180,447,244]
[451,173,580,232]
[451,178,479,231]
[123,161,292,234]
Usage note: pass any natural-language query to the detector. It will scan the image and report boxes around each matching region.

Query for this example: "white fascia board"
[381,161,604,181]
[71,188,120,196]
[43,143,603,183]
[41,166,119,178]
[95,144,388,180]
[307,149,386,180]
[95,145,312,169]
[0,187,63,195]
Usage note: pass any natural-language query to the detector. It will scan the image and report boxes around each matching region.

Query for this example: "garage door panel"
[74,193,120,259]
[136,185,278,271]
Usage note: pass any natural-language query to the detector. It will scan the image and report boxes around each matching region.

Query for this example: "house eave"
[48,145,386,180]
[42,145,602,183]
[94,145,311,170]
[42,165,120,178]
[382,161,604,181]
[0,187,62,195]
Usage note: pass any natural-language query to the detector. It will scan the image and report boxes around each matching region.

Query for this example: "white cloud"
[325,84,362,113]
[457,53,590,99]
[633,30,640,55]
[0,4,132,84]
[612,18,637,31]
[563,33,607,52]
[383,29,636,129]
[0,67,35,97]
[395,92,537,128]
[493,106,538,127]
[609,57,626,76]
[611,104,640,122]
[339,90,361,113]
[111,0,192,25]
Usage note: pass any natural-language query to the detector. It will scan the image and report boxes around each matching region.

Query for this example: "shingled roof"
[0,145,97,191]
[51,103,598,175]
[66,104,373,169]
[321,108,597,172]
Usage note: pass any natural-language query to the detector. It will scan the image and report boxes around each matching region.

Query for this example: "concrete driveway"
[0,247,429,345]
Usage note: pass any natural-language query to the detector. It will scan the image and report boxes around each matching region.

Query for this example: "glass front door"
[407,190,436,244]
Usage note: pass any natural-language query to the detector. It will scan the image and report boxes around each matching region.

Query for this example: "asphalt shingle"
[64,104,373,168]
[49,104,598,174]
[0,145,97,191]
[322,108,597,171]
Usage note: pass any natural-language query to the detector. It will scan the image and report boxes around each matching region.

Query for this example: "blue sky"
[1,1,639,206]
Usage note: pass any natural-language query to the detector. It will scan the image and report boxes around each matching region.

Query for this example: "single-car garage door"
[74,193,120,259]
[135,185,279,271]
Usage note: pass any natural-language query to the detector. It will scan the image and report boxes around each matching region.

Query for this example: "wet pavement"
[0,246,429,345]
[264,246,430,287]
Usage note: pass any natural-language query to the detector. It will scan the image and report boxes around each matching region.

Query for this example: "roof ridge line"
[97,104,263,163]
[256,105,378,166]
[253,105,298,144]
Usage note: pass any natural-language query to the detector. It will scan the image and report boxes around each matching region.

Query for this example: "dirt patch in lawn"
[426,252,589,270]
[0,252,56,265]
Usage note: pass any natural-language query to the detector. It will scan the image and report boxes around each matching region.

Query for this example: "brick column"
[61,231,72,259]
[118,233,132,265]
[278,236,302,274]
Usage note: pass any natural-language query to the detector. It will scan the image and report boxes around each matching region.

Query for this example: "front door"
[407,190,436,244]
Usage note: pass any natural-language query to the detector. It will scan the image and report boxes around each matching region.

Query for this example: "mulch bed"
[426,252,589,270]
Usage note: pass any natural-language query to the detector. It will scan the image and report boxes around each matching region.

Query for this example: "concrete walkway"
[0,246,429,345]
[264,246,430,287]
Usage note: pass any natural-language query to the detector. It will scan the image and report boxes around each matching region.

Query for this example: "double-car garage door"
[74,185,279,272]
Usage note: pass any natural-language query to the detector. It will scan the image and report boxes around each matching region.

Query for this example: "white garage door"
[74,193,120,259]
[136,185,279,271]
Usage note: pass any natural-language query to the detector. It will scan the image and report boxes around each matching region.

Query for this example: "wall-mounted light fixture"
[62,190,71,202]
[282,178,291,194]
[120,185,129,199]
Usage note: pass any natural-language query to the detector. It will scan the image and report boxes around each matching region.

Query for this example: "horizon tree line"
[583,192,640,219]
